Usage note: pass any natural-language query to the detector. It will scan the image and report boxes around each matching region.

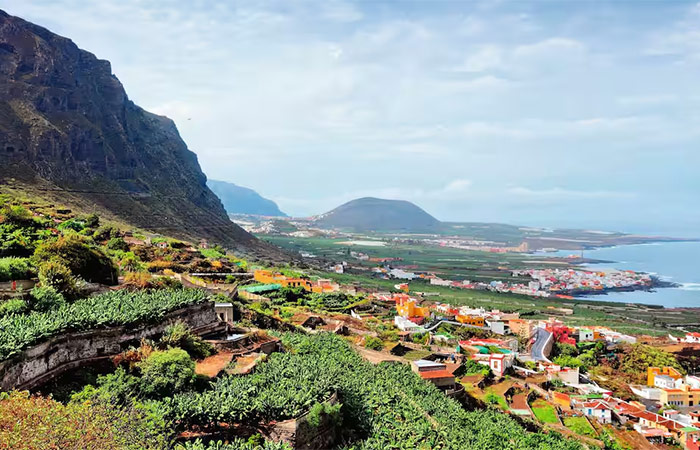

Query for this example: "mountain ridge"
[0,10,282,258]
[207,180,287,217]
[313,197,440,232]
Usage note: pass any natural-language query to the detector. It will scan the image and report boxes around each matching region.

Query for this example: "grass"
[402,350,432,361]
[484,389,509,410]
[531,399,559,424]
[563,416,597,438]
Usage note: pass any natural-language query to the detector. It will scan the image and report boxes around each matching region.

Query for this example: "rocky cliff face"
[0,10,275,256]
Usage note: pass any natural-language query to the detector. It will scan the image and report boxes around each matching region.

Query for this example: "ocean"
[538,241,700,309]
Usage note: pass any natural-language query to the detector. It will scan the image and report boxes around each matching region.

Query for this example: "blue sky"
[5,0,700,235]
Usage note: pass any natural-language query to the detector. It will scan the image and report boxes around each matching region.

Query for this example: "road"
[531,327,553,362]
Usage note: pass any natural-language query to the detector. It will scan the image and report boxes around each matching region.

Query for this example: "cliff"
[0,10,278,257]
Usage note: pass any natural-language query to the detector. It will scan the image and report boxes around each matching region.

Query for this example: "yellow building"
[253,270,312,291]
[660,386,700,407]
[397,300,430,319]
[648,366,683,387]
[456,315,485,327]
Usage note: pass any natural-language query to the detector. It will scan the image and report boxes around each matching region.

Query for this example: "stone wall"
[262,392,340,450]
[0,301,220,391]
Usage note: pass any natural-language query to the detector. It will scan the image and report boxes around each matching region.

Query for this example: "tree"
[107,237,130,252]
[138,348,195,397]
[364,336,384,351]
[158,322,214,360]
[34,235,118,285]
[37,260,79,298]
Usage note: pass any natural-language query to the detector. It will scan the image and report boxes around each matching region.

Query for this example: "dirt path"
[511,393,529,411]
[353,345,404,364]
[195,351,234,377]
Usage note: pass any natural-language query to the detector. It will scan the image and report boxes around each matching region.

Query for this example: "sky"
[4,0,700,236]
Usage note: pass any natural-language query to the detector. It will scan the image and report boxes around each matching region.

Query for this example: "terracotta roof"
[419,369,455,380]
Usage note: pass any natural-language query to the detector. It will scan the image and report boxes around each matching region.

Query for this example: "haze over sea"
[541,241,700,309]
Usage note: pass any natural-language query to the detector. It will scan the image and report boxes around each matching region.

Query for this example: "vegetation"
[155,334,581,449]
[0,288,207,361]
[0,257,34,282]
[138,348,196,397]
[563,416,596,438]
[364,335,384,351]
[33,235,118,285]
[157,321,214,359]
[531,398,559,424]
[619,344,684,383]
[0,391,169,450]
[174,439,291,450]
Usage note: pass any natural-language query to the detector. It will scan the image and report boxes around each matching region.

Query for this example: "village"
[217,267,700,450]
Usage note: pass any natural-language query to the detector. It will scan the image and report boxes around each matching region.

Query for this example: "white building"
[654,375,678,390]
[394,316,423,332]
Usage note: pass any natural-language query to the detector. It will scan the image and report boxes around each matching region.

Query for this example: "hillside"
[0,10,279,257]
[314,197,440,232]
[207,180,286,217]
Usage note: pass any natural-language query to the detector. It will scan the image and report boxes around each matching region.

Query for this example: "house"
[655,375,680,389]
[412,359,456,390]
[681,427,700,450]
[648,367,683,387]
[456,314,485,327]
[155,241,169,249]
[683,333,700,344]
[578,328,594,342]
[547,365,580,385]
[488,353,514,377]
[508,319,534,338]
[214,302,235,323]
[660,386,700,407]
[578,400,612,424]
[394,316,424,332]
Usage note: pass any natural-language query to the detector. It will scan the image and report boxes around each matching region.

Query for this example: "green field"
[563,416,597,437]
[531,399,559,424]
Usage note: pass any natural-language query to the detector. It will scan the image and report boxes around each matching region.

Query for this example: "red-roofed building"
[578,400,612,424]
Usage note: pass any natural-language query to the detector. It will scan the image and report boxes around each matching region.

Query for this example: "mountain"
[207,180,286,217]
[314,197,440,232]
[0,10,280,257]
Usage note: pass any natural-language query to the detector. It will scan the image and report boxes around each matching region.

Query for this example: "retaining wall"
[0,301,220,391]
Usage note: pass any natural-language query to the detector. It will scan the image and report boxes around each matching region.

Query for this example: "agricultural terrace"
[0,288,208,361]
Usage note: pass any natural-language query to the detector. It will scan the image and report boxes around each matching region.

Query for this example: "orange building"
[396,296,430,319]
[648,367,683,387]
[456,315,485,327]
[253,270,312,291]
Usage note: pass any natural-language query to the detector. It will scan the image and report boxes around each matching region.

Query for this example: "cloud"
[507,187,635,200]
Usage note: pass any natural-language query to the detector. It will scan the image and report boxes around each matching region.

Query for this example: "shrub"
[138,348,195,397]
[57,218,85,232]
[107,237,130,252]
[92,225,120,242]
[29,285,66,312]
[0,257,34,282]
[34,235,118,285]
[0,391,170,450]
[83,213,100,228]
[159,321,214,360]
[37,260,79,298]
[0,299,27,316]
[364,336,384,351]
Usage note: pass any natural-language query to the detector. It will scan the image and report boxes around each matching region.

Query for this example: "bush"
[0,257,34,282]
[0,391,170,450]
[159,321,214,360]
[29,285,66,312]
[92,225,120,242]
[107,237,130,252]
[34,235,118,285]
[37,260,79,298]
[57,218,85,232]
[0,299,27,316]
[364,336,384,351]
[138,348,195,397]
[83,213,100,229]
